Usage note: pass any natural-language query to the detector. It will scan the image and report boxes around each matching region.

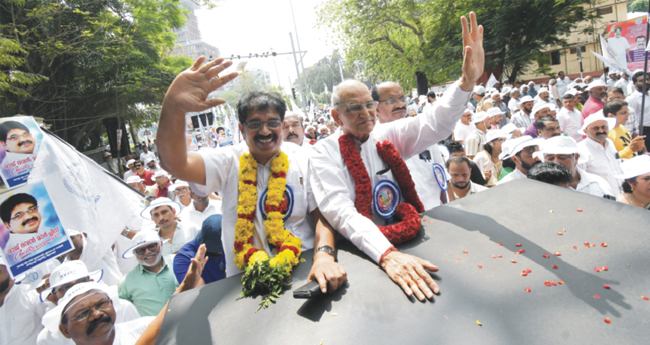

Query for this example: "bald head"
[331,80,377,142]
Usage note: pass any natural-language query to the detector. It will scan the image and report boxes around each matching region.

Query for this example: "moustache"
[596,132,608,136]
[22,216,38,227]
[18,140,33,147]
[286,133,298,140]
[392,106,406,113]
[255,133,277,142]
[451,180,470,189]
[86,314,112,336]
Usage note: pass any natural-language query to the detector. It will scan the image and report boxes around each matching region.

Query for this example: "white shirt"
[452,181,487,198]
[496,167,527,185]
[464,128,487,157]
[627,80,635,97]
[508,98,521,114]
[625,90,650,127]
[123,170,136,181]
[37,296,141,345]
[578,138,623,194]
[405,144,446,211]
[556,76,571,97]
[557,107,584,142]
[309,81,470,263]
[472,150,499,187]
[0,284,47,345]
[511,110,533,129]
[139,151,157,164]
[159,222,188,256]
[453,121,476,143]
[614,78,629,96]
[573,167,613,198]
[113,316,155,345]
[607,36,630,68]
[189,141,316,276]
[178,199,222,240]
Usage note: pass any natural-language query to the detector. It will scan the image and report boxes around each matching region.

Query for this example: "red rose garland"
[338,134,424,245]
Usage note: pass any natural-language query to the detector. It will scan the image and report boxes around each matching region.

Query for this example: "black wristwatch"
[314,245,337,262]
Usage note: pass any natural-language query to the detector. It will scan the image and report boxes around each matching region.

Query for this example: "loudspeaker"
[415,71,428,96]
[190,115,200,129]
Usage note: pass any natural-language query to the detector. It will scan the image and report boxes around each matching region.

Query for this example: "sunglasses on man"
[133,242,159,256]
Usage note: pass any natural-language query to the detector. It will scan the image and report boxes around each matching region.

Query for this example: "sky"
[195,0,335,91]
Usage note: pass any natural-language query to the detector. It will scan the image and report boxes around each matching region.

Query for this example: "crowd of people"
[2,12,650,345]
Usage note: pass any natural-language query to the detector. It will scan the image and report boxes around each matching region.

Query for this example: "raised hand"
[162,57,239,115]
[459,12,485,92]
[380,251,439,301]
[180,243,208,292]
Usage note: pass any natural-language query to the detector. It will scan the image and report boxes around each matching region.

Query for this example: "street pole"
[639,3,650,138]
[337,58,345,82]
[290,32,307,109]
[270,48,281,86]
[289,0,306,75]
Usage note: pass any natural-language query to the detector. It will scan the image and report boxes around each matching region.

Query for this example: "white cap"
[579,111,617,135]
[140,197,180,220]
[473,85,486,95]
[126,159,135,167]
[538,87,549,94]
[126,175,144,184]
[145,157,156,163]
[520,85,528,91]
[531,103,551,117]
[528,81,535,86]
[472,111,489,123]
[616,155,650,180]
[122,230,167,259]
[520,95,534,103]
[152,169,169,181]
[565,89,578,96]
[540,135,590,165]
[586,79,606,91]
[318,124,328,132]
[501,123,525,138]
[39,261,103,303]
[487,107,504,118]
[169,181,189,193]
[500,136,545,160]
[41,282,114,335]
[486,129,507,142]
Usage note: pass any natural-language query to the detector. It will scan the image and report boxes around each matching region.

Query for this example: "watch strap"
[314,245,337,262]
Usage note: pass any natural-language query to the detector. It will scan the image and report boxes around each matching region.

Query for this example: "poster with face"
[0,181,74,278]
[606,16,650,72]
[0,116,44,189]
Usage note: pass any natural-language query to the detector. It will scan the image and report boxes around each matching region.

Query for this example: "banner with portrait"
[0,116,44,189]
[0,182,74,278]
[606,16,649,72]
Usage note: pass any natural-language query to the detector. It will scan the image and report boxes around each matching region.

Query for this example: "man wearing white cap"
[577,112,623,194]
[169,180,192,209]
[141,198,187,255]
[496,136,544,185]
[527,81,537,98]
[541,136,613,198]
[511,95,535,129]
[581,79,607,121]
[465,111,490,160]
[145,157,159,172]
[123,159,136,181]
[492,92,510,127]
[36,261,140,345]
[508,89,521,114]
[486,107,504,130]
[318,124,330,140]
[65,230,124,287]
[557,92,584,142]
[533,87,551,106]
[453,109,476,144]
[473,129,507,187]
[127,175,156,204]
[153,169,172,199]
[625,70,650,149]
[118,231,179,316]
[472,85,488,111]
[616,155,650,208]
[0,253,48,345]
[522,103,552,138]
[179,185,222,240]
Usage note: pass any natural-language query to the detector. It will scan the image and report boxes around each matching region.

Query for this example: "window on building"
[569,46,587,54]
[596,6,612,16]
[550,51,561,65]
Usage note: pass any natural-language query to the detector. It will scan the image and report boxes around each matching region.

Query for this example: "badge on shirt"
[259,184,294,221]
[432,163,448,191]
[373,180,401,219]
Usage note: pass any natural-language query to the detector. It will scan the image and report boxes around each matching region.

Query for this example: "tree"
[318,0,598,86]
[295,52,354,94]
[629,0,649,13]
[0,0,217,150]
[215,68,274,108]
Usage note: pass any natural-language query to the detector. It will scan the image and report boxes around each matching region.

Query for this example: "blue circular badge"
[373,180,401,219]
[432,163,448,191]
[259,184,294,221]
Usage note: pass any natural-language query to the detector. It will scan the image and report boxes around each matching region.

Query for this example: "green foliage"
[239,260,292,312]
[295,52,353,94]
[629,0,649,12]
[215,69,274,108]
[0,0,218,150]
[318,0,598,86]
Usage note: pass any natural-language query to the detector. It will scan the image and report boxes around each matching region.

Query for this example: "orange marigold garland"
[234,151,302,311]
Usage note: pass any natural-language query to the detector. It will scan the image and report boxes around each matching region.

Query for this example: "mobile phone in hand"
[293,280,323,299]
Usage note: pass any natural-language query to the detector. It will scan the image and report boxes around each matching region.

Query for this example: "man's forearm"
[158,105,206,184]
[312,208,337,254]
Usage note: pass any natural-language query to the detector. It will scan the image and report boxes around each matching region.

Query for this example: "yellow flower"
[248,251,269,267]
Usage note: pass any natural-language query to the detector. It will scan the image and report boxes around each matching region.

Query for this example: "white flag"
[486,73,498,90]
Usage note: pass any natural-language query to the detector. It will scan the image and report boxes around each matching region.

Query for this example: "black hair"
[607,87,625,96]
[636,35,646,42]
[1,193,38,223]
[133,160,143,165]
[527,161,573,186]
[614,26,622,33]
[483,142,493,156]
[603,99,627,118]
[427,90,436,99]
[623,178,637,193]
[0,121,30,142]
[370,85,380,102]
[633,71,647,84]
[445,155,471,170]
[502,157,516,170]
[444,140,464,154]
[562,93,575,100]
[216,127,225,133]
[236,91,287,124]
[536,116,559,131]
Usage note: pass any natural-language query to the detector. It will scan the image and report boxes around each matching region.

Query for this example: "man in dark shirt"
[173,214,225,284]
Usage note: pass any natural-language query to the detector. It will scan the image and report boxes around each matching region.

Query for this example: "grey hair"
[331,86,340,107]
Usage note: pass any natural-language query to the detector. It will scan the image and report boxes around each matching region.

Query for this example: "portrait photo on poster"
[0,116,44,189]
[0,181,74,278]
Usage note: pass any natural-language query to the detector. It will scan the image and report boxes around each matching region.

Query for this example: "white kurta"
[190,141,316,276]
[578,138,623,194]
[404,144,446,211]
[557,107,584,142]
[452,181,487,198]
[496,167,527,185]
[556,76,571,97]
[178,199,222,240]
[511,110,533,129]
[625,90,650,127]
[309,81,470,263]
[0,284,48,345]
[139,151,157,164]
[112,317,156,345]
[158,222,188,256]
[574,167,613,198]
[508,98,521,114]
[453,121,476,143]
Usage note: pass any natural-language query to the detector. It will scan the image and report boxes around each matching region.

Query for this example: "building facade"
[171,0,221,61]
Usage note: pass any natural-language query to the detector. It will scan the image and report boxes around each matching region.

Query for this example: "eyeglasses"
[283,122,302,130]
[378,96,408,105]
[336,101,378,113]
[134,164,143,168]
[7,131,31,142]
[11,205,38,221]
[243,119,283,130]
[53,278,90,298]
[68,298,113,323]
[174,187,189,193]
[134,242,159,256]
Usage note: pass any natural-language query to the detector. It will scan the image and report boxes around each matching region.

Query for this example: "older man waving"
[309,12,484,301]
